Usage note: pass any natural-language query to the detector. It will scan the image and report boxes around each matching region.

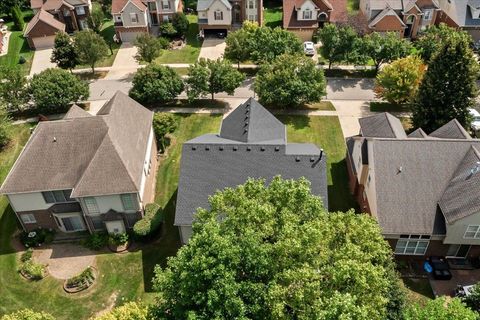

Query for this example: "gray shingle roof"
[63,104,92,119]
[408,128,428,138]
[429,119,471,139]
[438,146,480,223]
[359,112,407,138]
[175,100,328,226]
[0,91,153,197]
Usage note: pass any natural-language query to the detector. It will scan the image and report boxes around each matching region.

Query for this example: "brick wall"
[16,209,58,232]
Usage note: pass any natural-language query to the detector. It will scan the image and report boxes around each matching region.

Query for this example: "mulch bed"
[63,267,98,294]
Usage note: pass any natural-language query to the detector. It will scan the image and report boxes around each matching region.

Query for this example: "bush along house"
[0,92,158,235]
[346,112,480,259]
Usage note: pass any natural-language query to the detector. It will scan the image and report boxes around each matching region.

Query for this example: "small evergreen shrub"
[83,232,108,250]
[20,248,33,263]
[109,232,129,246]
[133,203,164,238]
[20,228,55,247]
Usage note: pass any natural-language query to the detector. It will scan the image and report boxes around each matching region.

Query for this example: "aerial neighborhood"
[2,0,480,318]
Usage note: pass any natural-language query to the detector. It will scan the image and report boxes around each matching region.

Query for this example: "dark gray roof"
[175,100,328,226]
[438,146,480,223]
[408,128,428,138]
[63,104,92,119]
[370,138,480,235]
[220,98,286,143]
[359,113,407,138]
[429,119,471,139]
[0,91,153,197]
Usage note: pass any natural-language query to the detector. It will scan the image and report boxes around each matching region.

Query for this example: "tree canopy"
[0,66,29,113]
[374,56,426,105]
[74,30,109,73]
[412,34,479,133]
[152,112,178,152]
[255,53,326,108]
[185,58,245,100]
[152,177,403,320]
[87,2,105,33]
[134,33,167,63]
[318,23,360,69]
[51,31,78,70]
[405,297,477,320]
[172,12,189,37]
[0,309,54,320]
[0,106,12,150]
[95,302,149,320]
[361,32,411,71]
[129,64,184,104]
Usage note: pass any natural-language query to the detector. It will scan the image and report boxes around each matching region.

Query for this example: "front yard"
[0,32,34,76]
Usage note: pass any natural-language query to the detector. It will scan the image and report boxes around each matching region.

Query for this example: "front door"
[151,13,159,25]
[233,4,241,24]
[105,220,126,234]
[447,244,471,258]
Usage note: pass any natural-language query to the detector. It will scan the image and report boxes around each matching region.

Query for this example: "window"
[395,235,429,255]
[214,10,223,20]
[248,14,257,21]
[79,19,88,30]
[64,9,71,16]
[121,194,137,211]
[162,15,169,22]
[423,9,432,21]
[130,13,138,23]
[148,2,157,11]
[76,6,86,15]
[162,0,170,9]
[42,190,74,204]
[21,214,36,224]
[248,0,255,9]
[84,197,100,214]
[303,9,312,20]
[90,215,104,230]
[464,225,480,239]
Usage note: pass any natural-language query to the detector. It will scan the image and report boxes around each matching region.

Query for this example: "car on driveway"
[303,41,315,56]
[470,108,480,134]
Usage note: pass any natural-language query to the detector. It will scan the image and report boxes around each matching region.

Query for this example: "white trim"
[53,212,86,232]
[119,0,147,13]
[464,225,480,239]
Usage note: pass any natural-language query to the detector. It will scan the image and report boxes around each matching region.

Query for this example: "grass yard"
[370,101,410,113]
[402,278,434,305]
[0,31,34,76]
[277,115,357,212]
[263,0,282,28]
[151,99,227,109]
[154,15,201,64]
[347,0,360,14]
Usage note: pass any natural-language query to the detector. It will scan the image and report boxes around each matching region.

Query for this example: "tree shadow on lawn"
[328,159,358,213]
[277,114,311,130]
[0,206,20,255]
[141,190,181,292]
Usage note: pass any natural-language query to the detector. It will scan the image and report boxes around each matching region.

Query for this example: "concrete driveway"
[198,37,226,60]
[105,43,139,80]
[29,49,56,76]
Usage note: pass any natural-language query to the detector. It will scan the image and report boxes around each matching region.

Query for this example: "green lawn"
[0,115,221,319]
[154,15,201,64]
[264,7,282,28]
[278,115,357,212]
[0,31,34,76]
[370,101,410,113]
[347,0,360,14]
[402,278,434,305]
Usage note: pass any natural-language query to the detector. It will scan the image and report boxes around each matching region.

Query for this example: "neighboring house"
[175,98,328,244]
[0,92,158,235]
[197,0,263,35]
[359,0,440,38]
[346,112,480,259]
[26,0,92,49]
[111,0,183,42]
[283,0,348,41]
[436,0,480,41]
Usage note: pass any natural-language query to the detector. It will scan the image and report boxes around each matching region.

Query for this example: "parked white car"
[303,41,315,56]
[470,108,480,133]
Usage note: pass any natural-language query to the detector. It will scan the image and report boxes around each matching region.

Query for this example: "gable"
[26,19,62,37]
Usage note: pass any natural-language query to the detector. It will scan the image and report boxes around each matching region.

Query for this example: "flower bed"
[63,266,97,293]
[107,233,130,253]
[18,248,47,281]
[20,228,55,248]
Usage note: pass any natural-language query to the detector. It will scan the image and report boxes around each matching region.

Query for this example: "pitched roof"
[197,0,232,11]
[437,0,480,27]
[359,112,407,138]
[0,92,153,198]
[111,0,147,14]
[408,128,428,138]
[438,146,480,223]
[24,9,65,36]
[429,119,472,139]
[368,7,407,28]
[32,0,89,10]
[174,99,328,226]
[63,104,92,119]
[283,0,340,29]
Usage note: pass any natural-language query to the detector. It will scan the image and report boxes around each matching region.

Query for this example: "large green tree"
[74,29,109,73]
[374,56,426,105]
[0,66,29,112]
[134,33,166,63]
[0,106,12,150]
[0,309,54,320]
[87,2,105,33]
[412,35,479,133]
[0,0,26,17]
[29,68,89,114]
[361,32,411,72]
[51,31,78,71]
[185,58,245,100]
[318,23,360,69]
[224,28,250,68]
[172,12,189,37]
[129,64,184,104]
[405,297,477,320]
[152,112,178,152]
[415,23,472,63]
[256,53,326,108]
[152,177,404,319]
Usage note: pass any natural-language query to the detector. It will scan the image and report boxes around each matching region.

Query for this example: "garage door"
[32,35,55,49]
[120,31,143,43]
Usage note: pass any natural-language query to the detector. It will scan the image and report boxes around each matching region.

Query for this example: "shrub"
[109,233,129,246]
[83,232,108,250]
[0,309,55,320]
[19,260,46,280]
[65,266,95,288]
[133,203,164,238]
[134,33,165,63]
[20,248,33,263]
[20,228,56,247]
[152,112,178,152]
[172,12,189,37]
[95,302,149,320]
[159,22,177,38]
[18,56,26,64]
[0,107,12,150]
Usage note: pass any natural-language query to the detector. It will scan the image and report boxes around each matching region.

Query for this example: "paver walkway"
[29,49,56,76]
[33,243,97,280]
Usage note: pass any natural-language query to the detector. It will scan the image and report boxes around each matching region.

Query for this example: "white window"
[64,9,71,16]
[303,9,312,20]
[423,9,432,21]
[79,19,88,30]
[42,190,74,204]
[76,6,86,15]
[162,0,170,9]
[394,235,430,255]
[121,194,137,211]
[162,15,169,22]
[130,13,138,23]
[464,225,480,239]
[248,0,255,9]
[21,214,36,224]
[84,197,100,214]
[248,14,257,21]
[214,10,223,20]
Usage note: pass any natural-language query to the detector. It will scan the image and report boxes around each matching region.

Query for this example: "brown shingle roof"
[24,9,65,36]
[283,0,335,29]
[111,0,147,14]
[0,92,153,198]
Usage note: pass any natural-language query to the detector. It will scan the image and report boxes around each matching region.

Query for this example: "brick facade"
[17,209,59,232]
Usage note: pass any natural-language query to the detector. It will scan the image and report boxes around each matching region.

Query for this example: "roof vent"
[319,149,324,160]
[470,161,480,176]
[233,146,238,151]
[53,137,57,142]
[247,146,251,151]
[295,157,300,162]
[397,166,403,174]
[261,146,265,151]
[244,121,249,126]
[275,146,280,151]
[310,157,315,162]
[192,146,196,150]
[219,146,224,151]
[205,146,210,151]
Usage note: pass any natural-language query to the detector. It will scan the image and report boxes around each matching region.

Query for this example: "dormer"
[469,0,480,19]
[296,0,319,21]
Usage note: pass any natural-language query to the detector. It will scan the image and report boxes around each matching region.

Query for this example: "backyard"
[263,0,283,28]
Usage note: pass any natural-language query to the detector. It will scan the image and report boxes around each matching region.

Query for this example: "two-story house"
[436,0,480,41]
[111,0,183,42]
[0,92,158,235]
[196,0,263,35]
[359,0,440,38]
[26,0,91,49]
[346,113,480,259]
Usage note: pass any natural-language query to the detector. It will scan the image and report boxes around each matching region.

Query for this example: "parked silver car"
[303,41,315,56]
